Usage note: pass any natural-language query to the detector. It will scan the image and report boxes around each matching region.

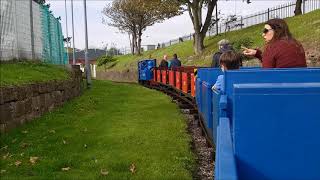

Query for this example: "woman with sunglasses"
[243,18,306,68]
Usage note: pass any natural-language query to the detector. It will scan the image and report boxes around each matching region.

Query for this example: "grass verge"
[0,61,69,87]
[0,80,195,179]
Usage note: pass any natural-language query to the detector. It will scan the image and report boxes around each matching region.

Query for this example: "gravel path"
[183,113,214,180]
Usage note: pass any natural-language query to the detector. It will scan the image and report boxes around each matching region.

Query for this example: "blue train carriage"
[196,67,222,143]
[212,68,320,180]
[138,59,156,84]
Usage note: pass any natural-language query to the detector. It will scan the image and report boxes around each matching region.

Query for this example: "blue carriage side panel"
[138,59,156,81]
[215,117,238,180]
[196,77,202,111]
[223,68,320,132]
[211,91,220,144]
[196,68,222,135]
[202,81,214,137]
[232,83,320,180]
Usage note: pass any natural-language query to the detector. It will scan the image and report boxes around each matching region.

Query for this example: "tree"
[103,0,182,55]
[132,0,182,54]
[102,0,138,54]
[177,0,217,55]
[294,0,303,16]
[97,55,117,72]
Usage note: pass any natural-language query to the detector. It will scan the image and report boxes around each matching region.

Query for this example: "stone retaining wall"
[0,65,83,133]
[96,69,138,83]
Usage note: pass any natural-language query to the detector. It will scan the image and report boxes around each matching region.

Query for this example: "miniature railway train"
[138,59,320,180]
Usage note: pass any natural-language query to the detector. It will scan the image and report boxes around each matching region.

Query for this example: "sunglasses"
[263,28,273,34]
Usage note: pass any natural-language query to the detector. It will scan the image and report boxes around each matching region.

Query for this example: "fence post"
[303,0,306,14]
[14,0,19,59]
[215,3,219,36]
[240,16,243,29]
[29,0,35,59]
[267,8,270,20]
[169,40,171,46]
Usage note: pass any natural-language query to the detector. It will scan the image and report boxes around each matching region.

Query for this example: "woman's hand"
[243,48,257,56]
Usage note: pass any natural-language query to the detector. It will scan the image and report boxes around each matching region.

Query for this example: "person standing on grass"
[243,18,306,68]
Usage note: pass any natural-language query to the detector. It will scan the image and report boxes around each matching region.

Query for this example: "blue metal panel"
[138,59,156,81]
[196,78,202,110]
[202,82,213,136]
[201,81,208,126]
[215,117,238,180]
[224,68,320,96]
[212,90,220,144]
[224,68,320,124]
[197,68,222,84]
[232,83,320,180]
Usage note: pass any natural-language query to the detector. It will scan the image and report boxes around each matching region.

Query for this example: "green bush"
[232,37,254,52]
[96,55,117,71]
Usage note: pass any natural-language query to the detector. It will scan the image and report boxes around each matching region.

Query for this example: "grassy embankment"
[0,61,69,87]
[0,80,195,179]
[102,9,320,72]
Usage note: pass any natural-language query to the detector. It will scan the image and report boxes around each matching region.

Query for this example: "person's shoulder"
[213,52,222,59]
[274,39,294,47]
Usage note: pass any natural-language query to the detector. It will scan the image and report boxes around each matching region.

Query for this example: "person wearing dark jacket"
[169,54,181,68]
[211,39,233,68]
[243,18,306,68]
[159,54,168,68]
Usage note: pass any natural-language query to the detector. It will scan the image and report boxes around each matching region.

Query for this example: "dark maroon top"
[255,40,307,68]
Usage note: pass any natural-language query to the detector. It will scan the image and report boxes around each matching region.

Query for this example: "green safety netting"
[40,5,67,65]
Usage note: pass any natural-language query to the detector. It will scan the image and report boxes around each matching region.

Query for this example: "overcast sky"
[47,0,295,50]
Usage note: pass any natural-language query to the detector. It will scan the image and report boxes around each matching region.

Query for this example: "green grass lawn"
[0,61,69,87]
[0,80,195,179]
[102,9,320,71]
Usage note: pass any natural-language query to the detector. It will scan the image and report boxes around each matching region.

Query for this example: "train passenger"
[212,51,242,91]
[169,53,181,68]
[159,54,169,68]
[243,18,306,68]
[211,39,233,68]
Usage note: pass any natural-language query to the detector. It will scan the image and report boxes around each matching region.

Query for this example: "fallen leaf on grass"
[21,130,28,134]
[20,153,24,157]
[15,160,22,166]
[20,143,30,149]
[63,139,67,145]
[100,169,109,176]
[48,129,56,134]
[29,157,39,165]
[0,169,6,174]
[62,167,71,171]
[84,144,87,148]
[3,153,9,160]
[0,145,8,151]
[130,163,136,174]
